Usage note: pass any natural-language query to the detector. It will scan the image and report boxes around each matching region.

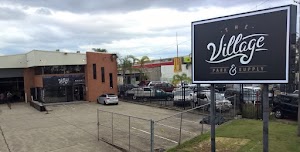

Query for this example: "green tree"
[118,55,137,84]
[135,56,150,81]
[92,48,107,52]
[172,73,191,86]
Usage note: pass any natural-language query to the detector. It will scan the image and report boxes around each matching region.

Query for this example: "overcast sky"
[0,0,297,59]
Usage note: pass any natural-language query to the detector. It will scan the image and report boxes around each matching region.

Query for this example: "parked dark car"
[272,94,298,119]
[118,84,138,97]
[149,82,175,92]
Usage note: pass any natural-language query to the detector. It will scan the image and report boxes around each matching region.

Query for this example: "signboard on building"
[192,5,297,84]
[43,74,85,87]
[183,56,192,63]
[173,57,182,72]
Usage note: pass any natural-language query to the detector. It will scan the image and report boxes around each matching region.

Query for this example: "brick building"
[0,50,118,103]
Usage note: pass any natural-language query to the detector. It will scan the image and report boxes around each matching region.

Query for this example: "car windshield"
[205,93,224,101]
[107,94,116,97]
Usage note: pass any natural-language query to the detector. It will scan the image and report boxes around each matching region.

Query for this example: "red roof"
[133,61,173,68]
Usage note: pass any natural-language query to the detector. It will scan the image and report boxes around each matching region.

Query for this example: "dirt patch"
[186,137,250,152]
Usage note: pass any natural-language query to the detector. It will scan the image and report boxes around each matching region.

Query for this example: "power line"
[249,0,271,11]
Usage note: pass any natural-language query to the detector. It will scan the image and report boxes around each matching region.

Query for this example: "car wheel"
[274,109,283,119]
[115,103,119,105]
[166,97,172,101]
[143,98,147,102]
[132,96,137,100]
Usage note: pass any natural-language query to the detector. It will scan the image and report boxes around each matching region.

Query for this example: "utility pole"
[176,32,179,58]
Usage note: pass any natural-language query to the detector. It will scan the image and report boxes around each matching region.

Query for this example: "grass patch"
[167,119,300,152]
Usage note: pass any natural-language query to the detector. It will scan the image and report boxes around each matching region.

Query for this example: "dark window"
[65,65,84,74]
[144,88,151,91]
[44,86,68,103]
[109,73,113,88]
[93,64,97,79]
[41,65,84,75]
[44,66,65,74]
[34,67,43,75]
[101,67,105,82]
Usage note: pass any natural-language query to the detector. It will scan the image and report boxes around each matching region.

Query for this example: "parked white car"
[173,89,194,105]
[97,94,119,105]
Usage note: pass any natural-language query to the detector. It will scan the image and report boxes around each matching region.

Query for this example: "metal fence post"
[210,84,216,152]
[263,84,269,152]
[112,112,114,144]
[201,118,204,135]
[150,120,154,152]
[129,116,131,151]
[178,113,183,145]
[234,94,236,118]
[97,109,99,141]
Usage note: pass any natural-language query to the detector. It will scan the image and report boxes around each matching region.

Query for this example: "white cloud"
[0,0,296,59]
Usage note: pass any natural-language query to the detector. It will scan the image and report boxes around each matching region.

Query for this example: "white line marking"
[155,123,197,136]
[131,127,178,144]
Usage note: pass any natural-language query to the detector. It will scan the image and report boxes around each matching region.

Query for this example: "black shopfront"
[32,74,85,103]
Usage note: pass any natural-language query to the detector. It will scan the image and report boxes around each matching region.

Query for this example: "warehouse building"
[0,50,118,103]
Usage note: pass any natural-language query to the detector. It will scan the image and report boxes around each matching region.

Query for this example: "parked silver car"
[97,94,119,105]
[195,92,232,111]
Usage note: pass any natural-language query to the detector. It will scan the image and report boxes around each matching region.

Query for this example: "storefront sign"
[174,57,182,73]
[183,56,192,63]
[192,5,297,84]
[43,74,85,87]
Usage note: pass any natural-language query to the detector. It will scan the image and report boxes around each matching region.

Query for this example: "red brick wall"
[85,52,118,102]
[34,75,43,87]
[24,68,35,101]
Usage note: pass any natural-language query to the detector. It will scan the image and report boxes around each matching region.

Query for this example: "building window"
[109,73,113,88]
[93,64,97,79]
[41,65,84,75]
[34,67,43,75]
[101,67,105,82]
[65,65,84,73]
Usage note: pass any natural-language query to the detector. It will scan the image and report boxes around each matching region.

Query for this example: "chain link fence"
[97,96,237,151]
[97,109,154,152]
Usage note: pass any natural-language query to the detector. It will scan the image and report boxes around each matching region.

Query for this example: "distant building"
[0,50,118,103]
[118,56,192,85]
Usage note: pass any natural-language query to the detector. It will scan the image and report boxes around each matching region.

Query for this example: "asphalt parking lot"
[0,101,209,152]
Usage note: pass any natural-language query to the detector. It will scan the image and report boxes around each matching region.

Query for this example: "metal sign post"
[262,84,269,152]
[210,84,216,152]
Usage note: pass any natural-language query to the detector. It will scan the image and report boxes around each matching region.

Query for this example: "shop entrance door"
[73,85,84,101]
